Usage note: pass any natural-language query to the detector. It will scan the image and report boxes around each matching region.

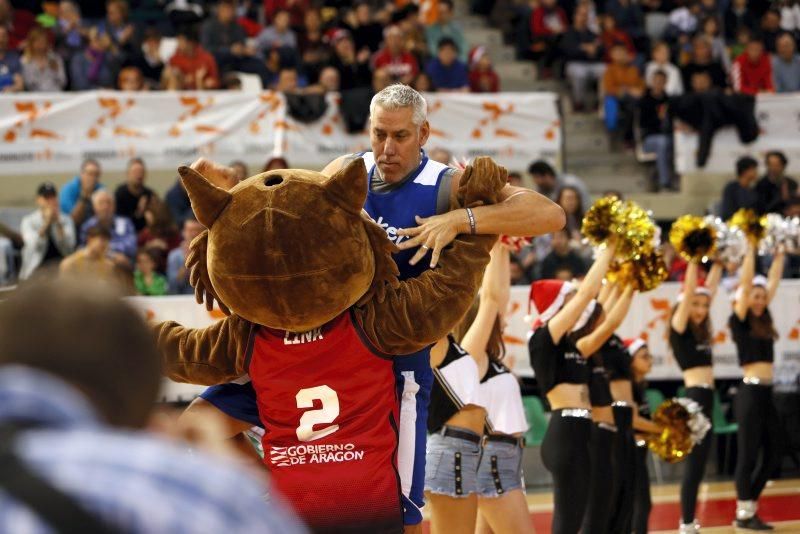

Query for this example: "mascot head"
[179,158,398,331]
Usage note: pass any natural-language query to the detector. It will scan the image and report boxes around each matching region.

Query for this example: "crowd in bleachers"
[0,0,503,93]
[512,0,800,189]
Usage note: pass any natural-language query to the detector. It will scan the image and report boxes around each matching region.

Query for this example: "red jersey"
[247,311,402,532]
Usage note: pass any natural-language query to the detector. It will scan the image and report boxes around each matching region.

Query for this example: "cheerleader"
[581,282,636,534]
[669,258,722,533]
[424,332,488,533]
[459,242,533,534]
[730,246,784,531]
[527,240,621,534]
[627,338,658,534]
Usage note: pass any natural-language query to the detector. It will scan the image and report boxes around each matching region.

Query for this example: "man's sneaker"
[679,521,701,534]
[735,515,775,531]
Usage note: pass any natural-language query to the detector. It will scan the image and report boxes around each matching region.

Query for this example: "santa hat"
[624,338,647,357]
[469,46,487,68]
[676,277,711,302]
[527,280,574,328]
[733,274,769,302]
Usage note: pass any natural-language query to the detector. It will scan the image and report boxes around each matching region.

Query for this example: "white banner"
[0,91,561,174]
[136,281,800,401]
[675,93,800,174]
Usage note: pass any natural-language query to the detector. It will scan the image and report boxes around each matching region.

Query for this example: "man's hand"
[396,210,467,268]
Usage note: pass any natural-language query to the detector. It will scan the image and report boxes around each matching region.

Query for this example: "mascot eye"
[264,176,284,187]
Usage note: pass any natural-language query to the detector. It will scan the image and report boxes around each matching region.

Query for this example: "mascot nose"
[264,175,284,187]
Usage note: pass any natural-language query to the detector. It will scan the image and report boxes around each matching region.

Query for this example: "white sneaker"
[679,521,701,534]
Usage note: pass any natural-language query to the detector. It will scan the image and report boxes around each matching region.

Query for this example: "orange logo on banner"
[470,102,520,140]
[3,101,59,142]
[789,319,800,340]
[166,96,217,137]
[248,92,283,135]
[87,97,139,139]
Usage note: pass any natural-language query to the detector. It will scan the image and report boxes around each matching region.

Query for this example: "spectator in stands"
[60,225,123,284]
[772,32,800,93]
[54,0,85,61]
[530,0,569,78]
[373,25,419,85]
[264,0,308,29]
[0,26,22,92]
[60,159,103,228]
[429,147,453,164]
[720,155,759,219]
[201,0,267,81]
[599,14,636,63]
[605,0,645,42]
[0,278,303,532]
[169,26,219,90]
[411,71,434,91]
[69,27,119,90]
[663,241,687,280]
[262,156,289,172]
[666,0,701,47]
[160,65,186,90]
[314,66,340,93]
[724,0,756,43]
[273,66,308,92]
[134,247,168,296]
[556,185,585,241]
[167,216,204,294]
[760,9,783,53]
[394,3,429,61]
[425,0,467,62]
[330,29,372,90]
[510,254,532,285]
[755,151,798,214]
[97,0,136,57]
[645,41,683,95]
[165,177,192,227]
[137,198,181,269]
[348,2,383,54]
[230,160,249,182]
[562,4,605,111]
[0,0,35,50]
[115,158,155,232]
[117,65,145,90]
[20,26,67,91]
[681,36,728,90]
[528,159,590,211]
[425,37,469,91]
[540,228,588,279]
[602,43,645,148]
[255,9,297,55]
[732,38,774,94]
[468,45,500,92]
[123,27,164,89]
[640,70,675,190]
[698,16,731,72]
[298,9,328,82]
[19,182,76,281]
[80,190,137,269]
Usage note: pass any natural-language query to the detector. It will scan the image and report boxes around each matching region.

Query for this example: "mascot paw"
[458,156,508,208]
[186,230,231,315]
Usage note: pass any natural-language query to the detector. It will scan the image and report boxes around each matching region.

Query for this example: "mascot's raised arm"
[155,156,506,533]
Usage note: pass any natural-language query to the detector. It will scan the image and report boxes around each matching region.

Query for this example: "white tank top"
[481,362,529,435]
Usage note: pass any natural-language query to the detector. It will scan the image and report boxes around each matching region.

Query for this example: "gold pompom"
[728,208,767,244]
[669,215,717,261]
[607,248,669,292]
[647,399,695,463]
[582,198,655,260]
[582,196,625,246]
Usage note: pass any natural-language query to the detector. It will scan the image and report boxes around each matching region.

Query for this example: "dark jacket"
[560,29,603,62]
[639,90,671,137]
[720,180,758,220]
[754,175,799,214]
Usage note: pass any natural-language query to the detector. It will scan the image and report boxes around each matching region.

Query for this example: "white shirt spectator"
[20,209,75,279]
[645,61,684,95]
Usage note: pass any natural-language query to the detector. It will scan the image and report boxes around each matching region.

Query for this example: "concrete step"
[562,112,605,133]
[464,27,504,48]
[494,61,535,83]
[461,15,488,29]
[564,131,610,154]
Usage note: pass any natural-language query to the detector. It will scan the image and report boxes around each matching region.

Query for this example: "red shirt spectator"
[599,14,635,62]
[530,0,568,37]
[168,28,219,90]
[0,2,35,50]
[372,26,419,84]
[263,0,308,27]
[731,40,774,95]
[468,46,499,92]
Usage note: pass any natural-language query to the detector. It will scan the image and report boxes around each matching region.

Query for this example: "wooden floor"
[422,479,800,533]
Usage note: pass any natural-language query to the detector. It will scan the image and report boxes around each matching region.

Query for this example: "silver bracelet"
[465,207,476,235]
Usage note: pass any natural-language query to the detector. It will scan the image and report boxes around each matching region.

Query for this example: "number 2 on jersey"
[295,385,340,442]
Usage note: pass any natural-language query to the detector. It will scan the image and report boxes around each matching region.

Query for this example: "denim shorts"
[424,429,481,497]
[477,439,524,497]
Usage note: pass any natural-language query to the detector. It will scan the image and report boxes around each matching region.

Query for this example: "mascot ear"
[179,166,232,229]
[324,157,367,216]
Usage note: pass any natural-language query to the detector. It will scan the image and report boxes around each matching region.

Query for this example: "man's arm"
[397,166,565,267]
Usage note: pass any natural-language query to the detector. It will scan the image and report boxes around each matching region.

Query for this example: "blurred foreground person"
[0,278,304,534]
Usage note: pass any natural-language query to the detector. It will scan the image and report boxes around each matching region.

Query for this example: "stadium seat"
[645,388,665,413]
[159,37,178,64]
[235,72,263,93]
[522,396,548,447]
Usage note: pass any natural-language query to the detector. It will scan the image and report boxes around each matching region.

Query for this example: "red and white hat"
[676,276,711,302]
[527,280,574,328]
[624,338,647,357]
[469,45,487,68]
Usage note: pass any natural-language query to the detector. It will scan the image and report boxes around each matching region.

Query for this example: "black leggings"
[609,405,636,533]
[632,445,651,534]
[541,413,592,534]
[680,387,714,523]
[735,383,781,501]
[581,423,616,534]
